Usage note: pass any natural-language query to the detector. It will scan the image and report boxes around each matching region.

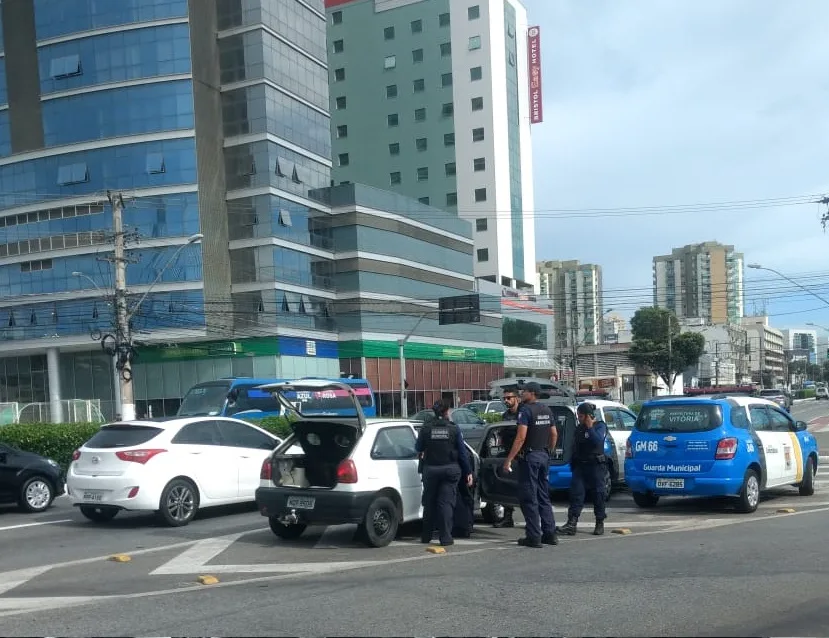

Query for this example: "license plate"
[286,496,315,510]
[83,491,104,501]
[656,478,684,489]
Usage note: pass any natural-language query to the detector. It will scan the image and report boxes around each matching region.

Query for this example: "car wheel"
[603,466,613,502]
[18,476,54,513]
[156,478,199,527]
[481,502,505,525]
[736,469,760,513]
[79,505,119,522]
[356,495,399,548]
[632,491,659,508]
[268,516,307,540]
[799,457,815,497]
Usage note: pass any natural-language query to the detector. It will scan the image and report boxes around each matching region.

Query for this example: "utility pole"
[571,319,579,391]
[666,312,674,392]
[398,312,430,418]
[714,341,720,386]
[109,191,135,421]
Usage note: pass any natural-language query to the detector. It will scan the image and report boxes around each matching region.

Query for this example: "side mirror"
[795,421,808,432]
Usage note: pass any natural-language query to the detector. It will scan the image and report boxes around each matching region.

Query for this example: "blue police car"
[624,395,820,513]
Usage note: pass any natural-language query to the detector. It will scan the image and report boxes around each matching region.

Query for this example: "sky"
[523,0,829,334]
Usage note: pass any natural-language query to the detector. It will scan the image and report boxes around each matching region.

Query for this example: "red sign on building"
[527,26,543,124]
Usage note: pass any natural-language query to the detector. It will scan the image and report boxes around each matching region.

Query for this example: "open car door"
[478,405,578,508]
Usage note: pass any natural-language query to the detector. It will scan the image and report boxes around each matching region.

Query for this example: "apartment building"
[536,259,604,350]
[742,316,785,387]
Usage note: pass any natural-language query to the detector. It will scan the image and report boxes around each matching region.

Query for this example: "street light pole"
[747,264,829,308]
[398,312,430,418]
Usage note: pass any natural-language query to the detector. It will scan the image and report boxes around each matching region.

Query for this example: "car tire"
[156,478,200,527]
[18,476,54,513]
[79,505,119,522]
[632,491,659,508]
[736,469,760,513]
[799,457,815,497]
[481,502,505,525]
[268,516,307,540]
[356,495,399,548]
[603,465,613,502]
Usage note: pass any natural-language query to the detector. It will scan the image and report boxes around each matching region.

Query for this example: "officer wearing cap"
[557,402,608,536]
[416,399,474,546]
[502,382,558,548]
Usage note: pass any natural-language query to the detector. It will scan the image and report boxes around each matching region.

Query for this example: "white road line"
[0,519,72,532]
[149,534,244,576]
[0,566,55,596]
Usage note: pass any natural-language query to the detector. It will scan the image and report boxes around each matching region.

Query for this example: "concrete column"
[112,354,122,420]
[46,347,63,423]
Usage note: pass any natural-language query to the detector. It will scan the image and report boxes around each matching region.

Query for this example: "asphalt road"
[0,400,827,635]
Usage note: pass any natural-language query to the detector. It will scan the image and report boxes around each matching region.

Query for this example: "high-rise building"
[782,328,817,363]
[653,241,744,324]
[325,0,537,290]
[0,0,502,422]
[536,259,604,350]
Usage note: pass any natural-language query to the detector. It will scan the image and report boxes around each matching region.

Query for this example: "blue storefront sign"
[278,336,338,359]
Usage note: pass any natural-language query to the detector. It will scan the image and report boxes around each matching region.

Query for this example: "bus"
[177,377,376,418]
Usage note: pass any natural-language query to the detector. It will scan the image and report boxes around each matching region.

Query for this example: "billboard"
[527,26,543,124]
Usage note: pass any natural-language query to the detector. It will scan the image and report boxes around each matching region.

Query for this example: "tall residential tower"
[536,259,604,349]
[325,0,537,290]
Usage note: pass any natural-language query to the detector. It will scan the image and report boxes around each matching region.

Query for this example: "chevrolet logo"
[664,436,677,442]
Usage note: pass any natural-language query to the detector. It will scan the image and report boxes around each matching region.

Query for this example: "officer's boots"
[493,508,515,528]
[556,518,578,536]
[593,520,604,536]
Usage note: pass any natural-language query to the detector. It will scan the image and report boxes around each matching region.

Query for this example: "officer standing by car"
[490,387,521,528]
[416,400,474,546]
[502,382,558,548]
[556,402,608,536]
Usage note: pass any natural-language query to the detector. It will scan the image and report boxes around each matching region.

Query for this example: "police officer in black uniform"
[416,400,474,546]
[557,402,608,536]
[490,387,521,528]
[502,382,558,548]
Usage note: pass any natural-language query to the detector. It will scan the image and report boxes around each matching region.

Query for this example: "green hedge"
[0,416,295,471]
[795,388,816,399]
[482,412,504,423]
[628,402,643,414]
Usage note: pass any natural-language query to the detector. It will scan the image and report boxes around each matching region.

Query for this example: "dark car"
[409,407,487,451]
[0,442,65,513]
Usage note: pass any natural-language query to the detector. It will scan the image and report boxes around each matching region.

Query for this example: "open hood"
[258,379,366,432]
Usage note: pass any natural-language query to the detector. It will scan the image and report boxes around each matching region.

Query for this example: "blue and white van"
[625,395,820,513]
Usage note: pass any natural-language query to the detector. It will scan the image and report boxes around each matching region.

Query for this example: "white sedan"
[66,416,282,526]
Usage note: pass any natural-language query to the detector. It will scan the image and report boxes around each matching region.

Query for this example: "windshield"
[178,382,231,416]
[346,382,374,408]
[635,403,723,433]
[226,384,283,415]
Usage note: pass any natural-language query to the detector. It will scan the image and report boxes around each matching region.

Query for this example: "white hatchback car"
[67,416,282,526]
[578,399,639,486]
[255,380,481,548]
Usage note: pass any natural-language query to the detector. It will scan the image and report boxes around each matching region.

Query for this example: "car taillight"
[715,438,738,460]
[260,457,272,481]
[115,449,166,464]
[72,450,81,462]
[625,440,632,459]
[336,459,358,484]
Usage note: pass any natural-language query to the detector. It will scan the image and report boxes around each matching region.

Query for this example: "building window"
[468,5,480,19]
[441,72,453,87]
[444,133,455,146]
[20,258,53,273]
[279,210,293,227]
[390,171,401,185]
[335,96,347,110]
[446,192,458,206]
[508,23,515,37]
[336,125,348,139]
[332,10,343,24]
[508,52,516,66]
[411,19,422,33]
[417,167,429,181]
[419,196,430,205]
[416,137,428,151]
[413,78,425,92]
[389,142,400,155]
[384,55,396,69]
[334,67,345,81]
[412,48,424,63]
[50,54,82,79]
[471,97,484,111]
[475,187,487,202]
[445,162,456,176]
[146,152,165,174]
[442,102,454,117]
[414,108,426,121]
[333,39,344,53]
[386,84,398,98]
[384,26,395,40]
[470,66,483,81]
[440,42,451,57]
[472,127,484,141]
[57,162,89,186]
[388,113,399,127]
[473,157,486,171]
[477,248,489,262]
[468,36,481,50]
[439,12,450,27]
[476,218,488,231]
[338,153,350,166]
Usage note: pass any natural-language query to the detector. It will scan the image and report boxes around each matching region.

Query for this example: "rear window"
[85,424,163,448]
[760,390,782,397]
[636,404,723,433]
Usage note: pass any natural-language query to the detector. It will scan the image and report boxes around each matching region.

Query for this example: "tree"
[628,307,705,389]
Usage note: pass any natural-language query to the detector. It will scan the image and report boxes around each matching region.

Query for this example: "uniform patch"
[431,428,450,440]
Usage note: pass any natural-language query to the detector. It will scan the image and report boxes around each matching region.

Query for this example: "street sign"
[438,294,480,325]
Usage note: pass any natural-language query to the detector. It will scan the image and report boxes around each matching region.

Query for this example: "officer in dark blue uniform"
[556,402,608,536]
[502,382,558,548]
[490,386,520,528]
[416,400,474,546]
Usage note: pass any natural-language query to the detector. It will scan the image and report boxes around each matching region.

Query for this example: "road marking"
[0,566,54,596]
[0,519,72,532]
